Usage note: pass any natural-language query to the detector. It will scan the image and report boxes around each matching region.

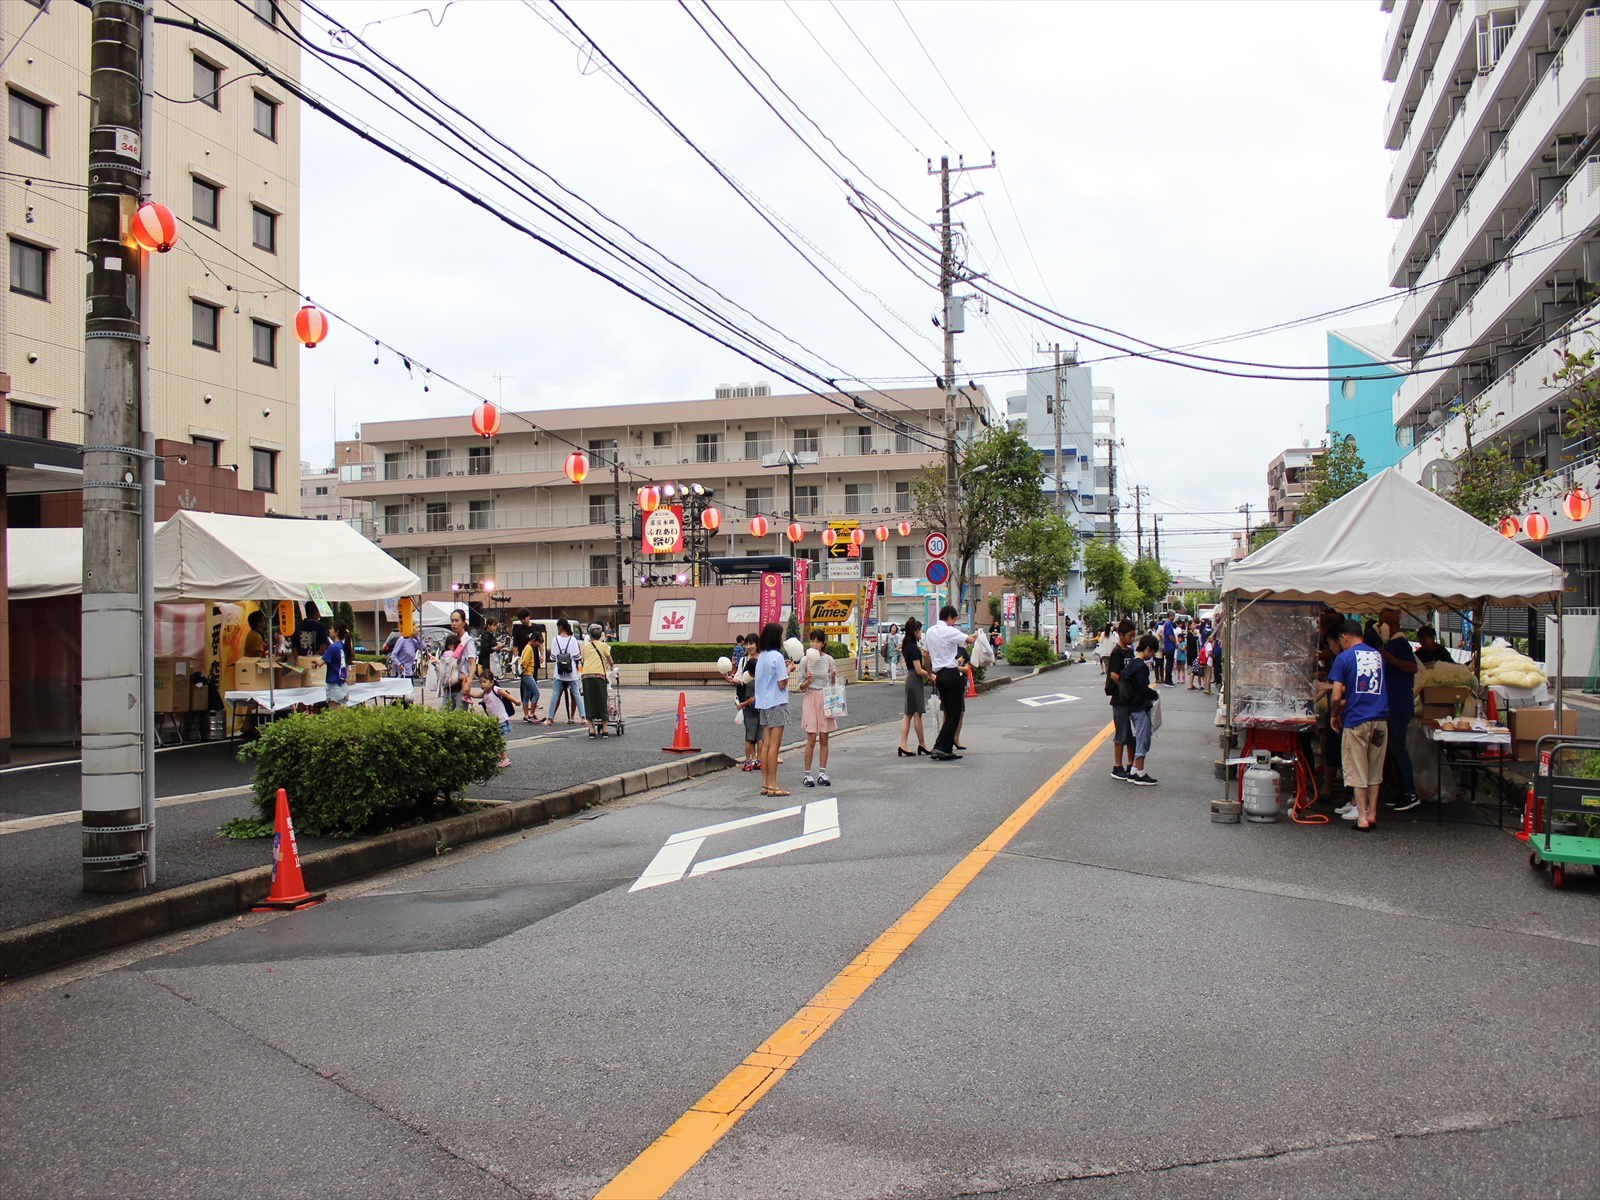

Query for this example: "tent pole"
[1556,592,1565,726]
[1223,594,1233,801]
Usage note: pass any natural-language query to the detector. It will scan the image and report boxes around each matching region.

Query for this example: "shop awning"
[154,511,420,602]
[1221,468,1564,609]
[6,527,81,600]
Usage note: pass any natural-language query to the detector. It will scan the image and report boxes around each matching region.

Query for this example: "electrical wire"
[282,0,951,445]
[161,1,952,455]
[826,0,951,149]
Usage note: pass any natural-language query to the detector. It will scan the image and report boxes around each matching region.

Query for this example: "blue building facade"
[1327,327,1405,473]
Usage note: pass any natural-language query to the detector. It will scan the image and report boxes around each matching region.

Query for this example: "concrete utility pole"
[1154,513,1162,564]
[1097,436,1120,547]
[1239,503,1253,552]
[937,156,958,609]
[1052,344,1064,516]
[81,0,156,893]
[609,450,624,616]
[1134,485,1145,561]
[929,152,993,619]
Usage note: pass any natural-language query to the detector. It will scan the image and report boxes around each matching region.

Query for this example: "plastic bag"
[971,635,996,668]
[823,683,848,718]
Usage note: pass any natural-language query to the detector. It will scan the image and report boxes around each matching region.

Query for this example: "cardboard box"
[1420,686,1477,722]
[295,655,328,687]
[231,658,307,692]
[1507,705,1575,743]
[153,656,193,713]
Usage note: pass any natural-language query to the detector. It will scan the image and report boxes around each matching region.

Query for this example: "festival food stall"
[153,511,422,725]
[1219,468,1565,824]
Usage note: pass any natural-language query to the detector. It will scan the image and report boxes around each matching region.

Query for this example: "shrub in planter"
[1004,634,1056,667]
[823,641,851,659]
[238,706,504,836]
[607,643,737,664]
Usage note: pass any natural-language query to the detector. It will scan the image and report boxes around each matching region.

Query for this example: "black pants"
[934,667,965,754]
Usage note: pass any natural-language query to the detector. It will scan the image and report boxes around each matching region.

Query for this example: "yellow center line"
[594,721,1116,1200]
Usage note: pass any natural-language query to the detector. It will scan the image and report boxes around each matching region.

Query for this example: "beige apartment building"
[1266,446,1321,530]
[344,385,984,622]
[3,0,301,512]
[300,439,375,523]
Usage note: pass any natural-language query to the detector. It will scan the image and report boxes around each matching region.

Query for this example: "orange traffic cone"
[964,664,977,699]
[1486,687,1500,724]
[662,691,700,753]
[251,788,326,911]
[1516,784,1535,843]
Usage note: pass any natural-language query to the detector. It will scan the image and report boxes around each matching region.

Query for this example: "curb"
[1031,658,1075,675]
[974,675,1013,696]
[0,751,735,983]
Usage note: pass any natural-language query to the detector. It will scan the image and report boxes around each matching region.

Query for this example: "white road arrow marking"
[629,798,840,892]
[1017,693,1081,707]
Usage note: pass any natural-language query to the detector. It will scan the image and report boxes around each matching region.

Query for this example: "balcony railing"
[371,432,935,483]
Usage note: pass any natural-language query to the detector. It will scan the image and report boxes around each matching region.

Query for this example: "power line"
[825,0,952,148]
[780,0,924,163]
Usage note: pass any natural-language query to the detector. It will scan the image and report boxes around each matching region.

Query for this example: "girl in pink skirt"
[798,629,838,788]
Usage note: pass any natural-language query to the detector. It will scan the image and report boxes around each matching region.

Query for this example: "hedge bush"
[1004,634,1057,667]
[608,642,738,664]
[823,641,851,659]
[238,706,504,836]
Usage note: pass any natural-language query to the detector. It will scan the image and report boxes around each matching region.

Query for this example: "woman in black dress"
[898,618,931,756]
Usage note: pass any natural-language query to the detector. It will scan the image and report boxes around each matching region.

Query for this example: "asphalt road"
[0,677,927,931]
[2,669,1594,1200]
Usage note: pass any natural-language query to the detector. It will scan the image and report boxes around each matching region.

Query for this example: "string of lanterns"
[1501,486,1590,541]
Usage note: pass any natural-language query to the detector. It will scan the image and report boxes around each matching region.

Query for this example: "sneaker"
[1335,802,1355,816]
[803,774,815,788]
[1129,772,1158,786]
[1341,808,1360,820]
[1111,765,1130,782]
[1390,794,1422,812]
[817,771,830,786]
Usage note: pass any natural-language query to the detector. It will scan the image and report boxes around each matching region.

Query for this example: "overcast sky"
[299,0,1400,576]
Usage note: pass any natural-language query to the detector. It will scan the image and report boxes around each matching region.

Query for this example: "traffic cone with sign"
[662,691,700,753]
[251,788,326,911]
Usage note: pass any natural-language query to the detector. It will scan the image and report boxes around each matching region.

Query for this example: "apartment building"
[3,0,301,514]
[1003,361,1116,610]
[344,385,987,622]
[300,439,375,523]
[1380,0,1600,600]
[1266,446,1321,529]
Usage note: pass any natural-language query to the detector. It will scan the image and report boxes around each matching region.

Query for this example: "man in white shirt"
[924,605,979,759]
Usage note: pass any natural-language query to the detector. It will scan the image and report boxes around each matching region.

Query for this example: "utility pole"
[1134,485,1145,561]
[930,152,993,619]
[1153,513,1162,564]
[1096,436,1120,547]
[1046,343,1064,516]
[1239,503,1252,554]
[610,450,624,617]
[81,0,155,893]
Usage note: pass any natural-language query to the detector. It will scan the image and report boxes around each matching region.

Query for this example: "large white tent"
[6,527,81,600]
[154,511,420,601]
[9,514,420,602]
[1221,468,1563,609]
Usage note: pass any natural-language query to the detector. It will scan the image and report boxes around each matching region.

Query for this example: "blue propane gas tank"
[1242,754,1282,823]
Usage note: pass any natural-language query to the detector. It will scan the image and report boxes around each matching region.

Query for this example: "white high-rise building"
[1380,0,1600,595]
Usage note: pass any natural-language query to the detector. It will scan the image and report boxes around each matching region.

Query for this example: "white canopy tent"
[1221,468,1564,610]
[1221,467,1569,727]
[6,527,81,600]
[9,514,421,603]
[153,510,420,602]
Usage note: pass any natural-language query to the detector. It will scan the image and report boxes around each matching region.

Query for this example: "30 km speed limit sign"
[924,531,948,559]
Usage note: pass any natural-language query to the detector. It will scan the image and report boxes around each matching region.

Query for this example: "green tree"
[995,514,1081,633]
[1081,537,1130,610]
[1250,524,1282,552]
[911,425,1048,606]
[1117,578,1147,617]
[1079,599,1109,634]
[335,601,357,641]
[986,594,1003,624]
[1129,556,1172,612]
[1298,438,1367,518]
[1545,348,1600,442]
[1437,397,1546,525]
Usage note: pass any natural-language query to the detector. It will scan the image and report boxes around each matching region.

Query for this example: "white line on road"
[1017,693,1081,707]
[629,798,839,892]
[0,785,255,835]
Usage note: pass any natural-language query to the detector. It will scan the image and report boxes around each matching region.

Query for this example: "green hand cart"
[1528,735,1600,889]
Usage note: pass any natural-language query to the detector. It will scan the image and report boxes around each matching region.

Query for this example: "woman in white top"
[797,629,837,788]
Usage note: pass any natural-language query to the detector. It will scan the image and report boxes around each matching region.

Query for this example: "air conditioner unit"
[406,473,414,479]
[407,527,415,533]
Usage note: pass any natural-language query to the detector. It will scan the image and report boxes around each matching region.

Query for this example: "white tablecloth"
[225,678,416,712]
[1425,727,1511,746]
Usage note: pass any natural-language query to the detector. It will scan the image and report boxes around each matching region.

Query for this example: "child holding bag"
[798,629,838,788]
